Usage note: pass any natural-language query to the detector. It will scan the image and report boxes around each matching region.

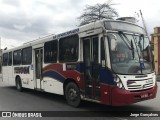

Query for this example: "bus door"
[35,48,43,90]
[83,36,100,100]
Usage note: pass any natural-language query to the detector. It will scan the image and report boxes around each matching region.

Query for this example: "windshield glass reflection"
[108,32,153,74]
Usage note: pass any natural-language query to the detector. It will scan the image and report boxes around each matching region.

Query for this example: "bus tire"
[16,77,23,92]
[65,82,81,107]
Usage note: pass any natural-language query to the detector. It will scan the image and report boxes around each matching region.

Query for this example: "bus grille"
[127,78,154,91]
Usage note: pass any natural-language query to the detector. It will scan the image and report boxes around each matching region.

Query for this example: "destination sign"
[53,28,79,39]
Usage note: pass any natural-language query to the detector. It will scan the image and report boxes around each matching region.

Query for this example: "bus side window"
[2,53,8,66]
[59,34,79,62]
[22,47,32,65]
[13,50,22,65]
[44,40,57,63]
[8,52,12,66]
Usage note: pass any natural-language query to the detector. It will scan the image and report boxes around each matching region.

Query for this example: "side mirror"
[111,38,117,51]
[108,34,117,51]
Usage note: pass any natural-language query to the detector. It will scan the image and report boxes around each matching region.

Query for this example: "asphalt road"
[0,78,160,120]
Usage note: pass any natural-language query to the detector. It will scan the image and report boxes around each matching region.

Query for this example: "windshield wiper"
[132,35,143,74]
[118,31,132,50]
[131,40,134,59]
[118,31,135,59]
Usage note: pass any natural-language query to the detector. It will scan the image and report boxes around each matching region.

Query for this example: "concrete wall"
[152,27,160,75]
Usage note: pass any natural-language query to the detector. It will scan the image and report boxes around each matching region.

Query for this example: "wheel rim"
[68,88,78,101]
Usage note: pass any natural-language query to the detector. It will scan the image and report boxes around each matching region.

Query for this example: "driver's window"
[101,37,106,67]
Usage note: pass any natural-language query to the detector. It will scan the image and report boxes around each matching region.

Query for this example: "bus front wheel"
[16,77,23,92]
[65,82,81,107]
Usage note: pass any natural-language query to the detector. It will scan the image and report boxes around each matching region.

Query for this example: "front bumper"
[111,85,158,106]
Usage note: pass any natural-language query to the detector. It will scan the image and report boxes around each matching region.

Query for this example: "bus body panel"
[42,63,83,94]
[43,77,64,95]
[13,65,34,89]
[2,66,9,84]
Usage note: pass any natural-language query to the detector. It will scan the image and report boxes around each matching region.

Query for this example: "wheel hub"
[68,88,77,101]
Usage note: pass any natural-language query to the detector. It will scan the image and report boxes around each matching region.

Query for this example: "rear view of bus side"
[2,19,157,107]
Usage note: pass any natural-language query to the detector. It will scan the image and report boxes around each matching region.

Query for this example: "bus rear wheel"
[16,77,23,92]
[65,82,81,107]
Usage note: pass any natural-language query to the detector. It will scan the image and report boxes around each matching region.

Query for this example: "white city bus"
[2,19,157,107]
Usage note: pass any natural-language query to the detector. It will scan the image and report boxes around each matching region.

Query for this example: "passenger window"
[13,50,21,65]
[2,53,8,66]
[59,35,79,62]
[22,47,32,65]
[8,52,12,66]
[44,40,57,63]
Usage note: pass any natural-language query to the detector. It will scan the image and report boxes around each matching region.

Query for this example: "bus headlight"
[117,82,123,88]
[114,76,120,83]
[113,75,124,89]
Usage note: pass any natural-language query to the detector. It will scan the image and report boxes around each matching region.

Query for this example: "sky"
[0,0,160,49]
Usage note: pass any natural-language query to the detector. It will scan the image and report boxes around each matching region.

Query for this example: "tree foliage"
[78,0,118,26]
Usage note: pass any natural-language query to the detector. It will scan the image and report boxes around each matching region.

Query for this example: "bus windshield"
[108,32,153,75]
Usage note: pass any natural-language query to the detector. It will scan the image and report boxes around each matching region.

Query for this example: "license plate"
[141,94,148,98]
